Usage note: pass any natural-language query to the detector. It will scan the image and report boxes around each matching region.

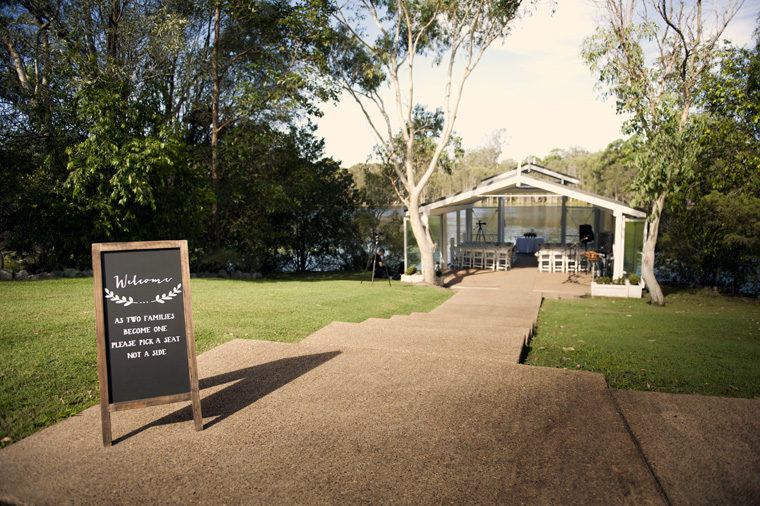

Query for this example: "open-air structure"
[404,161,648,280]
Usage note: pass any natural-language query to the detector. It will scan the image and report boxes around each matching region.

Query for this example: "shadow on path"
[113,351,341,444]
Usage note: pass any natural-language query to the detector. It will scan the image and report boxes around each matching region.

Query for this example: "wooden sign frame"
[92,240,202,446]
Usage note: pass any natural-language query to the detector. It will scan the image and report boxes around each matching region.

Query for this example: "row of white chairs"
[537,246,580,273]
[451,244,515,271]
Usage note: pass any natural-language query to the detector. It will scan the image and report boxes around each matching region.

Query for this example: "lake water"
[437,206,605,245]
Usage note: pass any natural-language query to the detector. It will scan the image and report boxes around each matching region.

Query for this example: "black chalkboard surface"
[92,241,202,446]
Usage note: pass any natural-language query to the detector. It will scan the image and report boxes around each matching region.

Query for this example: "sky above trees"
[314,0,758,167]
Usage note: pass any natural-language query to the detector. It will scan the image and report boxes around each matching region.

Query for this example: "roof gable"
[418,162,646,218]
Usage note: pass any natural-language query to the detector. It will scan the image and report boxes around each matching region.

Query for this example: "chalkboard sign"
[92,241,202,446]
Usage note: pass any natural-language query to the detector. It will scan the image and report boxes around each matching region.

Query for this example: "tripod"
[563,242,580,284]
[475,220,487,242]
[361,234,392,286]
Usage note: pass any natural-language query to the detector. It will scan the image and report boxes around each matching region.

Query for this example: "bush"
[405,266,418,275]
[628,274,640,285]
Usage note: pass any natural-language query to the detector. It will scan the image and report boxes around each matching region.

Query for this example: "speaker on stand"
[579,224,596,277]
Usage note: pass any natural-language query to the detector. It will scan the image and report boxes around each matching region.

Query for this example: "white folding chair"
[495,249,510,271]
[450,246,460,269]
[538,248,552,272]
[483,250,496,270]
[552,249,566,272]
[460,248,473,269]
[472,249,485,269]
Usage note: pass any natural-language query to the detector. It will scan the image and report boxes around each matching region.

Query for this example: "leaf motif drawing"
[105,283,181,305]
[104,289,135,306]
[151,283,182,304]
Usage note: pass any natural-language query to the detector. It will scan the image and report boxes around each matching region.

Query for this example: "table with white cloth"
[515,236,546,254]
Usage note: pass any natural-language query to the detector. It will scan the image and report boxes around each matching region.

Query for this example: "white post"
[498,197,505,243]
[456,211,462,244]
[440,213,448,268]
[612,210,626,279]
[465,208,473,242]
[403,215,408,272]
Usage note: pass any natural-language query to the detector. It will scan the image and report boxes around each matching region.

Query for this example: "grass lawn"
[525,287,760,398]
[0,273,452,447]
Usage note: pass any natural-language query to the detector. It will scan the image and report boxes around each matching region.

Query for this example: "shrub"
[405,266,418,275]
[628,274,640,285]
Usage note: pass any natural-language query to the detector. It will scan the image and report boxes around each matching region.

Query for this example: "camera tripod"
[361,234,391,286]
[475,220,487,242]
[563,242,580,284]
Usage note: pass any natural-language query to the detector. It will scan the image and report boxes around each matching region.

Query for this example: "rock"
[52,271,65,278]
[15,270,29,280]
[216,269,230,279]
[0,269,12,281]
[63,268,81,278]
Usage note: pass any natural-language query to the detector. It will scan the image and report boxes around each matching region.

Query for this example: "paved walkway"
[1,262,759,505]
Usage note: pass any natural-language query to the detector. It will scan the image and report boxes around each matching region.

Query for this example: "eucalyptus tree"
[582,0,742,305]
[329,0,532,284]
[659,26,760,294]
[202,0,338,247]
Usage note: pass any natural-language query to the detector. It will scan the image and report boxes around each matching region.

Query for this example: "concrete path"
[2,264,759,505]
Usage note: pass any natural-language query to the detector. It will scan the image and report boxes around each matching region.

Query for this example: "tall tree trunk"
[641,193,666,306]
[407,197,436,284]
[211,4,221,249]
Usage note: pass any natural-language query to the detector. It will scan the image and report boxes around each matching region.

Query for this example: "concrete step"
[394,312,536,330]
[359,317,532,342]
[301,321,527,363]
[430,302,540,324]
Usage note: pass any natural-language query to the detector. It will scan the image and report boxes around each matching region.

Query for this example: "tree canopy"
[0,0,363,273]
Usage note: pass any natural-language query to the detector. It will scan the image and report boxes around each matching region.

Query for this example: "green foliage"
[659,192,760,295]
[374,105,465,203]
[656,29,760,295]
[628,274,640,285]
[582,138,640,202]
[527,289,760,398]
[65,76,210,245]
[581,1,742,305]
[214,123,363,273]
[405,265,418,275]
[0,0,357,273]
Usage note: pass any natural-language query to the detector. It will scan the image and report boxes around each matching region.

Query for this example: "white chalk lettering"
[164,336,180,343]
[123,327,151,335]
[143,313,174,321]
[111,340,137,349]
[114,274,173,290]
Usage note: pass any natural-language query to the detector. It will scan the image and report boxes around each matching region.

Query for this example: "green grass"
[0,273,452,447]
[525,288,760,398]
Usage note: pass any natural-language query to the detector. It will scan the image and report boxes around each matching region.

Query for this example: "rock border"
[0,268,263,281]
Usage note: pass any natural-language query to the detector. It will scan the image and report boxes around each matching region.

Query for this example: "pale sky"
[314,0,759,167]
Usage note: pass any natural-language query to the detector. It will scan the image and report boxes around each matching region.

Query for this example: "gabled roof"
[418,162,646,218]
